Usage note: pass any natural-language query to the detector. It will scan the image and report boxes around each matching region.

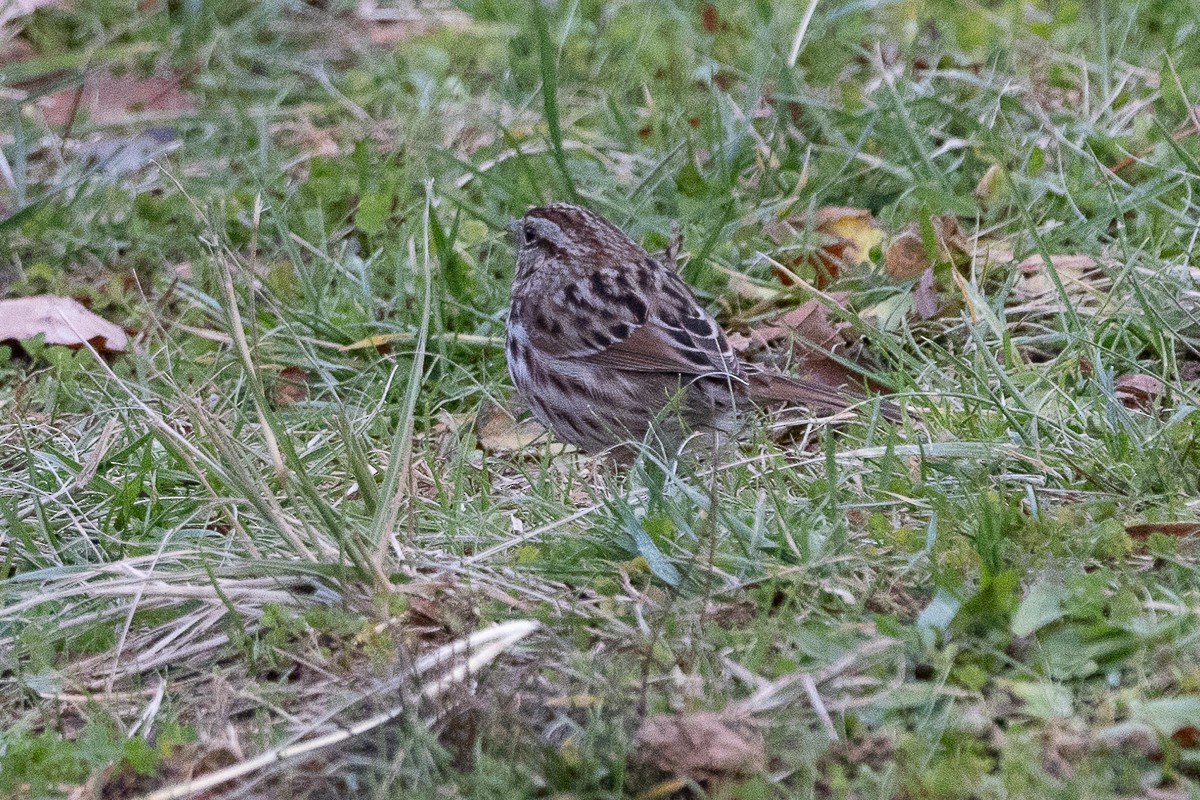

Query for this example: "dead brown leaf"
[1038,722,1091,779]
[719,266,783,302]
[1017,254,1098,277]
[273,366,313,408]
[1125,521,1200,540]
[544,693,601,709]
[336,331,502,353]
[884,215,968,280]
[36,69,195,128]
[635,710,765,781]
[0,295,127,352]
[275,119,341,159]
[724,330,754,353]
[825,731,896,770]
[740,295,891,396]
[1097,722,1161,759]
[971,237,1016,267]
[810,207,884,265]
[703,598,758,628]
[748,295,854,353]
[1173,726,1200,749]
[1114,373,1164,410]
[884,226,929,280]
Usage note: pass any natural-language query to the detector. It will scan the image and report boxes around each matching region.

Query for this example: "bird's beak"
[507,218,523,249]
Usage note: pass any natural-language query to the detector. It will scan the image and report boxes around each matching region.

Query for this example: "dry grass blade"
[367,201,433,576]
[735,635,900,716]
[129,620,540,800]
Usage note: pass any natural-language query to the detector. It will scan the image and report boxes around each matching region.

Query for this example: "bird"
[505,202,900,456]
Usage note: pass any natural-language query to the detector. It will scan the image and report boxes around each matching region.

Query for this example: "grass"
[2,0,1200,797]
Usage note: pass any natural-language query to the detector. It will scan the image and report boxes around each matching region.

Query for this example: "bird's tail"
[745,369,906,423]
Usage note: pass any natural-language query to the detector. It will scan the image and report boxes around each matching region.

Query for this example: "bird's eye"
[522,221,540,246]
[517,216,564,250]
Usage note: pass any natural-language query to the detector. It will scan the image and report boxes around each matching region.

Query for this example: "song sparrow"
[506,203,899,455]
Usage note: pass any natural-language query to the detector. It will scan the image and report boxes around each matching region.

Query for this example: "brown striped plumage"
[505,203,896,455]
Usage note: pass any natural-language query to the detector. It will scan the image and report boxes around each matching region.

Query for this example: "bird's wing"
[523,266,742,379]
[586,307,742,378]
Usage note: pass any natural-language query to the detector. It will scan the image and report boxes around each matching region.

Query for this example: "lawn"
[3,0,1200,797]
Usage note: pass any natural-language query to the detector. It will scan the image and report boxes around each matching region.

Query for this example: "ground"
[2,0,1200,798]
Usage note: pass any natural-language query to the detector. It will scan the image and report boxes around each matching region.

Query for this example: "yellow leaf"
[814,206,884,266]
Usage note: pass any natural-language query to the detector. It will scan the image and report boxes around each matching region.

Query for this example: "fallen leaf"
[1174,726,1200,748]
[741,296,890,395]
[1125,521,1200,540]
[544,693,601,708]
[813,207,884,265]
[884,216,968,280]
[703,598,758,627]
[766,207,883,287]
[1097,721,1160,757]
[67,127,181,177]
[635,710,765,780]
[749,295,855,353]
[884,225,929,280]
[0,295,127,353]
[718,265,783,302]
[970,237,1016,267]
[36,69,195,128]
[1114,373,1164,410]
[912,267,939,319]
[975,163,1007,204]
[475,400,548,453]
[1016,254,1097,278]
[724,331,754,353]
[1131,697,1200,741]
[273,366,313,407]
[828,731,896,770]
[1037,722,1090,779]
[1013,254,1111,315]
[859,292,915,331]
[638,777,690,798]
[276,119,341,159]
